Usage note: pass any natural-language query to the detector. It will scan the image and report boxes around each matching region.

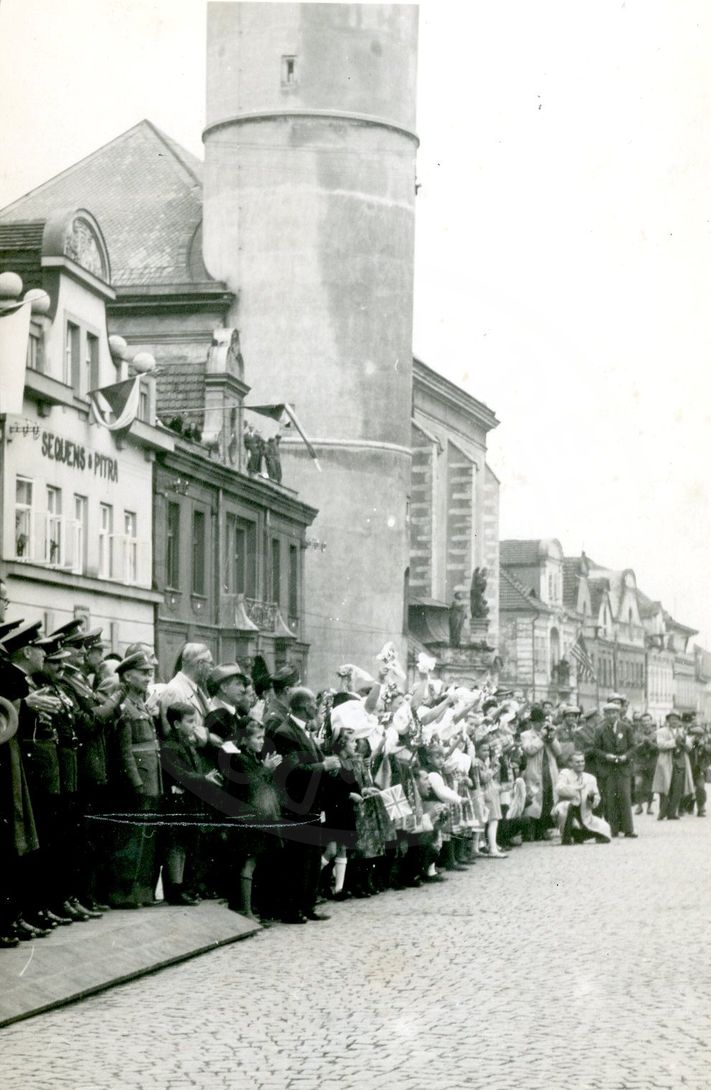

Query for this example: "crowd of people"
[1,579,710,946]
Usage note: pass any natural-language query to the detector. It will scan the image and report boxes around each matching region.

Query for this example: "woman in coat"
[520,706,561,839]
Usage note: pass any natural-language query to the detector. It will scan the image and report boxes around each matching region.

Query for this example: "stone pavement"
[2,813,710,1090]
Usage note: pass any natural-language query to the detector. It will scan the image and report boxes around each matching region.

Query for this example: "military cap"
[65,626,104,648]
[560,704,582,716]
[45,647,72,663]
[40,634,70,658]
[207,662,249,696]
[607,692,626,705]
[665,711,682,721]
[115,652,153,675]
[271,665,300,689]
[49,619,86,640]
[0,620,43,655]
[602,701,621,712]
[0,618,23,643]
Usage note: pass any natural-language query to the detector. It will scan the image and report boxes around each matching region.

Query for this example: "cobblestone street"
[2,814,710,1090]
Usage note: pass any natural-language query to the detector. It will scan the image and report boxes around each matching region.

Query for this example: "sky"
[1,0,710,642]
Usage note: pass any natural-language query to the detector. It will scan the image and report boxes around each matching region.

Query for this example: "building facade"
[0,210,168,648]
[0,4,500,690]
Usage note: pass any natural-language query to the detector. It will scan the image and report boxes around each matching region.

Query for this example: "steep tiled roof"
[500,540,542,566]
[155,358,205,424]
[499,569,551,613]
[0,220,46,291]
[636,588,662,620]
[0,121,212,289]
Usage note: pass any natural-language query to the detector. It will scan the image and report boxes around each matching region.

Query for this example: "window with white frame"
[124,510,138,583]
[15,477,33,558]
[98,503,113,578]
[46,486,62,565]
[64,321,80,386]
[72,494,88,575]
[26,331,42,372]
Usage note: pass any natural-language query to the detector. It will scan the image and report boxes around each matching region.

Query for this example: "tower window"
[281,55,297,87]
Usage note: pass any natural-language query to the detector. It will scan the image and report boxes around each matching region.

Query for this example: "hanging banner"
[0,300,31,415]
[88,377,141,431]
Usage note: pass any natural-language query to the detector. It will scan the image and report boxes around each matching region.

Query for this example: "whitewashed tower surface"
[203,2,419,685]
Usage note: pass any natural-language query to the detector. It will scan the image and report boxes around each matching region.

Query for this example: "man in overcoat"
[270,687,340,923]
[592,702,637,837]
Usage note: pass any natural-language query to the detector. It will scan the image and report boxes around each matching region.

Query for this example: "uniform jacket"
[116,694,162,797]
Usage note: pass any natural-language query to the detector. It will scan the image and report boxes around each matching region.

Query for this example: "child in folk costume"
[420,743,468,874]
[443,733,479,864]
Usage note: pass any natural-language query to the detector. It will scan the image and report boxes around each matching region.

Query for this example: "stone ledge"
[0,901,259,1028]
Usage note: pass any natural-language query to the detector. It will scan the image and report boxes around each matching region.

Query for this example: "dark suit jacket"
[593,719,635,778]
[271,716,330,817]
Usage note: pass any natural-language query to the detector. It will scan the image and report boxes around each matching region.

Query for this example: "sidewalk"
[0,900,259,1027]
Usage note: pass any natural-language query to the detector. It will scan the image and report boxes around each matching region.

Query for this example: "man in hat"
[520,705,562,840]
[632,712,658,815]
[684,713,711,817]
[0,612,43,946]
[592,703,637,837]
[652,712,694,821]
[39,640,100,921]
[263,664,300,742]
[107,653,162,908]
[205,664,251,745]
[555,705,581,770]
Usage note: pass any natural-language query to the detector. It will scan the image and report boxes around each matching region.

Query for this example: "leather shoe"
[45,907,73,925]
[303,910,331,921]
[624,832,639,838]
[26,911,58,930]
[423,874,447,883]
[165,891,200,907]
[86,900,110,913]
[16,918,51,939]
[0,931,20,948]
[69,898,102,919]
[60,900,91,922]
[281,912,308,924]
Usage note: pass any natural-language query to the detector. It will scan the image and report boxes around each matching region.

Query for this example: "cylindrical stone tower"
[203,2,419,686]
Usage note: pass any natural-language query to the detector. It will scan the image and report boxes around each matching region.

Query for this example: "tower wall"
[203,2,419,685]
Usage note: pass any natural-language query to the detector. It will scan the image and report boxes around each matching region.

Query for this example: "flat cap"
[602,701,621,712]
[116,652,153,675]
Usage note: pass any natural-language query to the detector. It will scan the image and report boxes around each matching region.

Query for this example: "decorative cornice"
[203,109,419,147]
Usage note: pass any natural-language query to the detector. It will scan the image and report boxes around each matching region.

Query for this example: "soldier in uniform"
[592,702,638,838]
[0,617,41,946]
[107,652,162,908]
[4,621,81,934]
[58,627,111,911]
[39,640,100,921]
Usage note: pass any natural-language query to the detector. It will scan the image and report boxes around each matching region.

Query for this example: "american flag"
[569,632,597,682]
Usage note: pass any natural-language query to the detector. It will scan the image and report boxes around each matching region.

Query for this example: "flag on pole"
[0,299,31,415]
[569,632,597,682]
[88,377,141,431]
[246,402,321,471]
